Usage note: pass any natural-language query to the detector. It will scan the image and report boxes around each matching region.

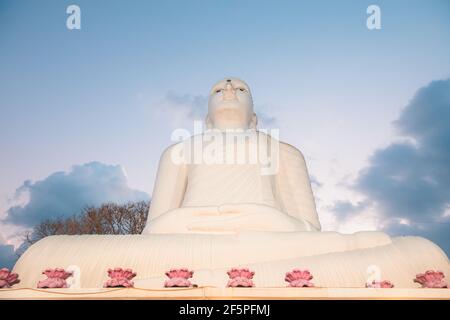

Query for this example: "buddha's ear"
[249,112,258,129]
[205,114,213,129]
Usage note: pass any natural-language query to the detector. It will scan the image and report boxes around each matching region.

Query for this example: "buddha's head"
[206,77,257,130]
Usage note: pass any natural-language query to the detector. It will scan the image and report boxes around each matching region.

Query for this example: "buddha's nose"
[222,82,236,100]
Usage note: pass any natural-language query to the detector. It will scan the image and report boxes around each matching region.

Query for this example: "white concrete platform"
[1,286,449,300]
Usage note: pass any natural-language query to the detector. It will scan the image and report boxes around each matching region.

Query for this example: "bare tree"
[24,201,150,246]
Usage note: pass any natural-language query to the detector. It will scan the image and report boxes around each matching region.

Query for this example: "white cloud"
[325,79,450,255]
[4,162,149,228]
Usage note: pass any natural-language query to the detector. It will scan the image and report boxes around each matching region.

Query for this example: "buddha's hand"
[187,203,314,233]
[144,206,225,234]
[189,206,221,216]
[218,203,274,215]
[145,204,315,234]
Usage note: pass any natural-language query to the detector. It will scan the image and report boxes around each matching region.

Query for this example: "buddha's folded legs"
[12,232,448,288]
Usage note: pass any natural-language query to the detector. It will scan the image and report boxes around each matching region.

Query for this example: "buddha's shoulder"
[255,131,306,162]
[158,141,186,161]
[278,141,306,160]
[158,135,203,163]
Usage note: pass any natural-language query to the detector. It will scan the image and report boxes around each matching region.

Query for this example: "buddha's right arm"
[145,144,188,223]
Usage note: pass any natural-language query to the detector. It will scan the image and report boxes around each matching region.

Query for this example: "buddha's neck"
[210,120,252,131]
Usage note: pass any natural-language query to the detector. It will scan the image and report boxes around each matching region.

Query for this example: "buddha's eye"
[215,89,222,93]
[239,88,246,92]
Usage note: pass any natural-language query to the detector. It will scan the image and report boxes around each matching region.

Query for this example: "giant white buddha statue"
[13,78,449,289]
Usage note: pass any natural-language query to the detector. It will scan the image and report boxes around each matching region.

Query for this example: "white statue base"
[1,286,450,300]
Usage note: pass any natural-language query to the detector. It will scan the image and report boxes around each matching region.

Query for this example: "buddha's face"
[207,78,256,130]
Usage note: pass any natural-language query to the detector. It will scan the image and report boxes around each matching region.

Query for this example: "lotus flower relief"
[104,267,137,288]
[285,269,314,287]
[37,268,73,288]
[227,268,255,287]
[414,270,449,288]
[164,268,194,287]
[365,280,394,288]
[0,268,20,288]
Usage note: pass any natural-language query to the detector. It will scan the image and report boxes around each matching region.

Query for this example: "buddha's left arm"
[274,142,321,230]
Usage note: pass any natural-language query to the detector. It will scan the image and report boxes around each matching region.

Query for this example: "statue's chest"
[182,163,277,207]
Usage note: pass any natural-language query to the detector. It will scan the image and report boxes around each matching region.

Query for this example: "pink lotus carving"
[164,268,194,287]
[165,268,194,280]
[37,268,73,288]
[165,277,193,287]
[414,270,449,288]
[227,268,255,288]
[285,269,314,287]
[366,280,394,288]
[37,277,69,289]
[104,267,136,288]
[0,268,20,288]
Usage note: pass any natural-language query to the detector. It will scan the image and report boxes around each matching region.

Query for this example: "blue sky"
[1,0,449,268]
